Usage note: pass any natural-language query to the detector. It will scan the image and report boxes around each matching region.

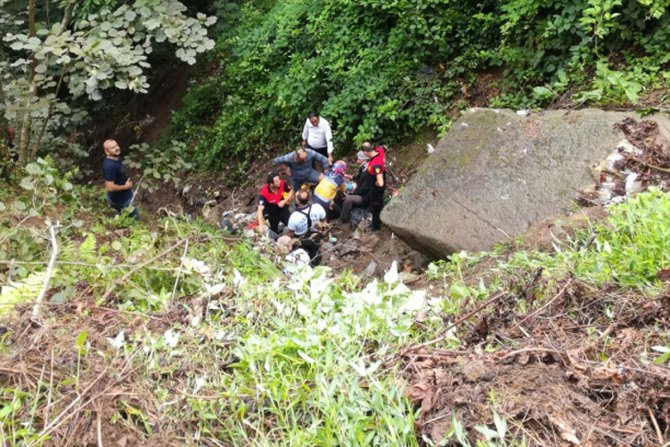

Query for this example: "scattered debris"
[401,278,670,446]
[579,117,670,206]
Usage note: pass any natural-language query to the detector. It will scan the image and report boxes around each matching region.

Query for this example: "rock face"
[382,108,670,258]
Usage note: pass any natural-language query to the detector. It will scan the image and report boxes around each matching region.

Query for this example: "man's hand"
[278,199,286,208]
[125,178,133,189]
[328,155,334,165]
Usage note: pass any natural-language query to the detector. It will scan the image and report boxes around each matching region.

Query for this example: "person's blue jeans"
[107,193,139,220]
[291,169,323,191]
[313,195,330,210]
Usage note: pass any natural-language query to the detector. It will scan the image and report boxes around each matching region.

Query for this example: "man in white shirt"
[287,189,327,266]
[301,112,334,165]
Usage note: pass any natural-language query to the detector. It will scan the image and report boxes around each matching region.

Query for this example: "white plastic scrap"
[625,172,643,195]
[383,261,399,285]
[426,143,435,154]
[105,331,125,350]
[163,329,180,348]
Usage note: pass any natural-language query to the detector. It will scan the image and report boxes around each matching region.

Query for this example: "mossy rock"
[382,108,670,258]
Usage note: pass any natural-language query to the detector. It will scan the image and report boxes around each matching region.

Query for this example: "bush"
[172,0,670,168]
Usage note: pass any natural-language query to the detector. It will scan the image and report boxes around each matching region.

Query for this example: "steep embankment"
[1,132,669,445]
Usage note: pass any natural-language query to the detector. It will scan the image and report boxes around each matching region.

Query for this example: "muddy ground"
[130,138,437,277]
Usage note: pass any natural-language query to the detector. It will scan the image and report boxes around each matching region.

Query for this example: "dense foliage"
[0,0,215,170]
[171,0,670,167]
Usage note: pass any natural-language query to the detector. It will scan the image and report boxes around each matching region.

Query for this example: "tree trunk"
[0,75,11,175]
[16,0,37,165]
[29,2,74,160]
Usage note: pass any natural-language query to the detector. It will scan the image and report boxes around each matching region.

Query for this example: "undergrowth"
[1,163,670,445]
[168,0,670,167]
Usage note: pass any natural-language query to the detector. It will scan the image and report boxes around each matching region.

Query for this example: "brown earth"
[401,280,670,446]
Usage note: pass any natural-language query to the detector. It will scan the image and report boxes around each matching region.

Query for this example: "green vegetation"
[0,0,216,170]
[170,0,670,167]
[1,158,669,444]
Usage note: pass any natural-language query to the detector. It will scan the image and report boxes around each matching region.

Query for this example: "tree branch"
[31,221,59,323]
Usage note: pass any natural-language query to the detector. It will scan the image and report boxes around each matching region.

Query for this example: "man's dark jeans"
[107,193,139,220]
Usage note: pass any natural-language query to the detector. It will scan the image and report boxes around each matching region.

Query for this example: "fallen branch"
[517,279,572,326]
[648,408,665,446]
[623,154,670,174]
[31,222,59,324]
[381,291,507,366]
[127,174,145,209]
[171,239,190,300]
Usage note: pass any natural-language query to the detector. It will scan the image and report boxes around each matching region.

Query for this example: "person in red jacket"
[362,142,386,232]
[257,171,291,236]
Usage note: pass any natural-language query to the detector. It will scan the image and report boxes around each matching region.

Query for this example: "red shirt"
[367,146,386,176]
[259,180,286,207]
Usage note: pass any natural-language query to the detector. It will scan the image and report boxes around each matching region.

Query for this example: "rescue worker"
[102,139,139,220]
[257,171,290,237]
[362,142,386,232]
[286,189,327,266]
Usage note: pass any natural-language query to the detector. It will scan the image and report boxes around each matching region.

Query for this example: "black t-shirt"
[103,158,132,203]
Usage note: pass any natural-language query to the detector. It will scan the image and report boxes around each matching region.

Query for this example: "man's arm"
[257,203,266,228]
[285,188,295,204]
[301,119,309,148]
[273,153,292,166]
[105,178,132,192]
[375,173,384,188]
[314,151,330,170]
[324,120,334,159]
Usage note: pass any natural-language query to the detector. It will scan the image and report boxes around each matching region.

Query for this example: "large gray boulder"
[382,108,670,258]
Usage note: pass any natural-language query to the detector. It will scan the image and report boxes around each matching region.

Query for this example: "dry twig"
[31,221,59,324]
[517,279,572,326]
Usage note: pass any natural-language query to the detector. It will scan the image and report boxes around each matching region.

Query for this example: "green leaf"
[13,200,27,212]
[50,292,68,304]
[75,329,88,349]
[19,177,34,191]
[25,163,41,175]
[532,86,554,100]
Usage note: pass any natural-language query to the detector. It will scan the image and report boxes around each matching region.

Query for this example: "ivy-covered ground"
[0,155,669,446]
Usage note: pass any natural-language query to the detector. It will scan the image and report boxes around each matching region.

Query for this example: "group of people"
[101,112,388,267]
[257,113,388,267]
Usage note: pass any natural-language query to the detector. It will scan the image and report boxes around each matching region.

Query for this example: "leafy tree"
[0,0,216,169]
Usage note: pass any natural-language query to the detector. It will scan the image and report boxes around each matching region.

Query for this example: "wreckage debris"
[579,117,670,206]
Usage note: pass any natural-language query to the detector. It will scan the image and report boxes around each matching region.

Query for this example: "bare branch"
[31,221,59,324]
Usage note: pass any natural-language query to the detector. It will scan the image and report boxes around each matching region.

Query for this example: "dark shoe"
[364,224,381,233]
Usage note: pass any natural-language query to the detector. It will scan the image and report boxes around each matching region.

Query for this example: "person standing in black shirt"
[102,139,138,220]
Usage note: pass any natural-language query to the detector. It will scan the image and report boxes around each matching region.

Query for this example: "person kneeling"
[286,189,326,267]
[257,171,290,239]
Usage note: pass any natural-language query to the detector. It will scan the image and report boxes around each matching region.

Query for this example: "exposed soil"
[401,280,670,446]
[129,142,434,277]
